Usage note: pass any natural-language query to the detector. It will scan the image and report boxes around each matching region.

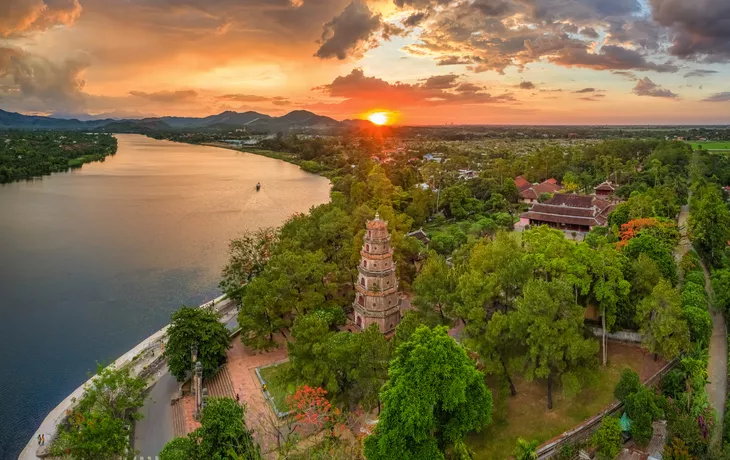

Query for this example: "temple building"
[519,193,615,233]
[514,176,563,203]
[353,213,401,334]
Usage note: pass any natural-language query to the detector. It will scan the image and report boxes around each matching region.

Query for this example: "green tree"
[53,410,130,460]
[614,369,641,403]
[510,279,599,409]
[165,306,231,381]
[160,398,261,460]
[630,253,662,302]
[592,416,622,459]
[711,268,730,313]
[689,184,730,267]
[635,280,690,361]
[412,253,456,322]
[513,437,538,460]
[219,227,278,299]
[364,326,492,460]
[464,311,520,396]
[238,250,336,350]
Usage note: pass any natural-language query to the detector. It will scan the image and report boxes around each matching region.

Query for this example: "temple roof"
[520,193,614,227]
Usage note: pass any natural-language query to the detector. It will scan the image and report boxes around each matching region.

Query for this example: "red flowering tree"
[288,386,341,436]
[618,218,679,248]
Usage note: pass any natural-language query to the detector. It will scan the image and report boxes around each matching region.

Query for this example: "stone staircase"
[171,399,185,438]
[206,365,236,399]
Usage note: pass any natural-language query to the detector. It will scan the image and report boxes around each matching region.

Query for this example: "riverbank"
[0,132,117,183]
[18,295,234,460]
[200,142,338,178]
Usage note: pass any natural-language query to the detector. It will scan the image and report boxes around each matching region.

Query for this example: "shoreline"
[18,295,233,460]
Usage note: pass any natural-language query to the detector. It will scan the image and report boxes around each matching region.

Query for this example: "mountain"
[0,108,371,132]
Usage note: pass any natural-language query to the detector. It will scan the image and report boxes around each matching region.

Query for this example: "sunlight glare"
[368,112,389,125]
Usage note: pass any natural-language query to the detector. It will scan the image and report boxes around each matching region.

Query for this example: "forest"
[0,131,117,183]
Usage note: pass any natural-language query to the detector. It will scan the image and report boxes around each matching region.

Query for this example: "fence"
[535,358,678,459]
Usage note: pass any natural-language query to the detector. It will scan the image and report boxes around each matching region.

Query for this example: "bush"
[668,413,709,457]
[682,306,712,345]
[662,369,686,399]
[614,369,641,403]
[681,287,708,310]
[626,387,663,421]
[684,271,706,288]
[632,412,654,447]
[592,416,623,459]
[711,269,730,313]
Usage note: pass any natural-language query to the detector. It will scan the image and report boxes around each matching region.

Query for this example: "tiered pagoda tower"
[353,213,401,333]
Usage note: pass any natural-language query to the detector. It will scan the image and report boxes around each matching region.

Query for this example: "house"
[514,175,531,192]
[517,178,563,203]
[519,193,615,233]
[424,153,443,163]
[407,228,430,246]
[594,181,617,198]
[458,169,477,180]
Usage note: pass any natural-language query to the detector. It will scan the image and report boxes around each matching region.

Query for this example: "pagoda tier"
[353,213,401,333]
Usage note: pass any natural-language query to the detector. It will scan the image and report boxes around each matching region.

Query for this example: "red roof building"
[519,194,615,233]
[519,179,562,203]
[514,175,531,192]
[594,181,617,198]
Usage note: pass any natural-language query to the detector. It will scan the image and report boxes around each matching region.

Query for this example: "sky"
[1,0,729,125]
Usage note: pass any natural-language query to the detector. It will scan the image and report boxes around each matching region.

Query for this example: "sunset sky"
[1,0,729,124]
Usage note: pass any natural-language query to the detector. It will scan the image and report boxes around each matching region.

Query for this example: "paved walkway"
[700,257,728,448]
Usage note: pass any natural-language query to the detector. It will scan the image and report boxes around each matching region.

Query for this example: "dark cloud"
[684,69,719,78]
[579,27,599,38]
[0,0,81,37]
[129,90,198,102]
[550,45,679,73]
[436,55,476,66]
[471,0,514,17]
[271,99,291,106]
[519,81,535,89]
[524,0,642,21]
[650,0,730,61]
[422,74,459,89]
[578,95,605,101]
[218,94,270,102]
[574,87,597,93]
[316,68,514,109]
[315,1,383,60]
[702,92,730,102]
[632,77,679,98]
[612,70,638,80]
[0,46,87,110]
[403,11,429,27]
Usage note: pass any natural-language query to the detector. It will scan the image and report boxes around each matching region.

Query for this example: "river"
[0,134,331,459]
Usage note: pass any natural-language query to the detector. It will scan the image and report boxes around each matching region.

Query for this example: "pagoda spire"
[352,213,401,333]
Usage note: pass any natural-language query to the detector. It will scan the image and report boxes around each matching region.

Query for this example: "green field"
[688,141,730,151]
[259,362,294,413]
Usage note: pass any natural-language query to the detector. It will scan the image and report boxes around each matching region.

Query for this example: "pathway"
[675,201,727,447]
[700,258,727,448]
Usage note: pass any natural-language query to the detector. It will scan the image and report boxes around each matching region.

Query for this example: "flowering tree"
[288,386,341,435]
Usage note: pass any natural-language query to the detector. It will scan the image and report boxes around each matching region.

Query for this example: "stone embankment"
[18,295,235,460]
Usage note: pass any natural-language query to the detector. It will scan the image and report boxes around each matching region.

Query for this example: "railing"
[535,358,678,459]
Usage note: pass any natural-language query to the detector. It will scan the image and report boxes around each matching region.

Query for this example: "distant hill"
[0,108,370,132]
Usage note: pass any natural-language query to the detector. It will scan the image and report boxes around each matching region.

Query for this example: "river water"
[0,134,331,458]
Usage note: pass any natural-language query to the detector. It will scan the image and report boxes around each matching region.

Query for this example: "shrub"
[626,387,663,421]
[663,437,692,460]
[662,369,686,399]
[682,307,712,345]
[614,369,641,403]
[681,287,708,310]
[684,271,706,288]
[668,413,709,457]
[592,416,623,459]
[632,412,654,447]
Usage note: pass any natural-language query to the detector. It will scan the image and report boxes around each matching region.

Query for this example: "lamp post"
[194,361,203,420]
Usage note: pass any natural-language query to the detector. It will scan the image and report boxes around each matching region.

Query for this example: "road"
[132,308,239,457]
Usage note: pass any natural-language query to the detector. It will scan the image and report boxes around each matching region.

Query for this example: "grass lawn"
[466,341,665,459]
[688,141,730,151]
[259,361,294,413]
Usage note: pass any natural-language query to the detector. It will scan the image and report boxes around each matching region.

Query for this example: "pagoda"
[353,213,401,333]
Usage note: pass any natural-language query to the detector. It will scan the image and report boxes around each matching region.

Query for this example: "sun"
[368,112,389,125]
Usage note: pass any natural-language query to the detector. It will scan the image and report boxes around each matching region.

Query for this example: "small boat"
[256,182,261,191]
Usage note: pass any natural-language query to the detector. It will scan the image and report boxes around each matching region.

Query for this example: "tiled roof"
[514,175,531,191]
[520,193,614,226]
[520,181,563,200]
[595,181,617,191]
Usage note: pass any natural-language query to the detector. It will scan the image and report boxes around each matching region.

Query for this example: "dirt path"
[700,258,728,448]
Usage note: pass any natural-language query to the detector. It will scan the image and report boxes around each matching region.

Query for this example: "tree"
[464,311,520,396]
[589,246,630,366]
[663,438,692,460]
[711,268,730,313]
[689,184,730,267]
[219,228,278,299]
[513,438,538,460]
[165,306,231,381]
[238,250,336,350]
[412,253,456,322]
[364,326,492,460]
[52,365,146,460]
[510,279,599,409]
[592,416,622,459]
[614,369,641,403]
[160,397,261,460]
[630,253,662,302]
[682,307,711,346]
[632,412,654,447]
[635,280,690,361]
